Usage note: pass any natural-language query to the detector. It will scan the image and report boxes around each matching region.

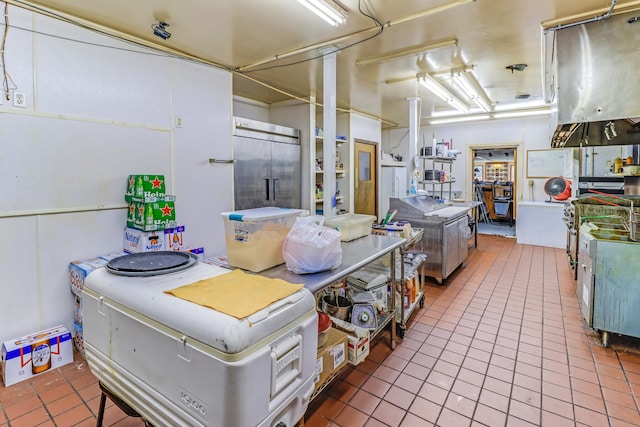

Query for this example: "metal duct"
[556,9,640,125]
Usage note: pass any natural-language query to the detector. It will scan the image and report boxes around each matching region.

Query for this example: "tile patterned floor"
[1,235,639,426]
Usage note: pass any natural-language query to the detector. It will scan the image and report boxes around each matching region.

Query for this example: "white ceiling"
[9,0,635,128]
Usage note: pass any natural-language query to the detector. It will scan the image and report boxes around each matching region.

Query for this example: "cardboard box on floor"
[314,328,347,392]
[1,325,73,387]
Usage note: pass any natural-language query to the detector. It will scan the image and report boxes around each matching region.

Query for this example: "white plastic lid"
[220,207,306,222]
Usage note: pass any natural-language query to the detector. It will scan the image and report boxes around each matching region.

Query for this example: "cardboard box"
[73,322,84,358]
[1,325,73,387]
[69,257,108,296]
[187,246,205,262]
[127,201,177,231]
[329,316,370,366]
[125,174,166,202]
[164,225,186,251]
[123,227,165,253]
[313,328,347,392]
[98,251,129,262]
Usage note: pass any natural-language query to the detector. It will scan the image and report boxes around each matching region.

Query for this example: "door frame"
[467,142,523,219]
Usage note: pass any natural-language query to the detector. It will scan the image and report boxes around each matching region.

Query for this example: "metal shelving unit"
[419,156,455,200]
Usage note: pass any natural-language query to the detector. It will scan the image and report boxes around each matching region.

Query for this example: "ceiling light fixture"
[451,71,491,112]
[297,0,347,26]
[418,73,469,114]
[426,106,551,124]
[493,108,550,119]
[356,38,457,66]
[430,114,490,125]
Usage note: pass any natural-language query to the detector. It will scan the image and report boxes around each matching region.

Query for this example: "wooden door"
[354,141,377,216]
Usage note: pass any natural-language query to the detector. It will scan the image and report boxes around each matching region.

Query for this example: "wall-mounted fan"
[544,177,572,202]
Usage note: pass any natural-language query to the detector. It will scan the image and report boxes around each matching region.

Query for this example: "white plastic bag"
[282,215,342,274]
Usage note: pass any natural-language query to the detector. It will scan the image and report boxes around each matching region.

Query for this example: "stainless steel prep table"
[450,200,482,248]
[261,233,406,350]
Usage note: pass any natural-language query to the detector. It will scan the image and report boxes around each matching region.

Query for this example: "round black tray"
[105,251,198,277]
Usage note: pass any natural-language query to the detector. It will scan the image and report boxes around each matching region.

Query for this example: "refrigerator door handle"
[265,178,270,201]
[272,178,279,202]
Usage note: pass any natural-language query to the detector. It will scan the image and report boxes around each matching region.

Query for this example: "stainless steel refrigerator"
[233,117,301,210]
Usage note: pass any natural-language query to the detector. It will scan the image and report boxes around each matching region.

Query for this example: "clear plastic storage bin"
[221,207,305,272]
[324,214,376,241]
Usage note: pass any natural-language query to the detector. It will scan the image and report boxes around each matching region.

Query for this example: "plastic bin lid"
[220,207,306,222]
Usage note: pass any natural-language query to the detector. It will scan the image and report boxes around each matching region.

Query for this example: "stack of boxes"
[124,174,177,253]
[68,174,207,358]
[68,252,126,356]
[122,174,204,259]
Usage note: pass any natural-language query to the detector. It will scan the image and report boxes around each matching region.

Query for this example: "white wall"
[0,6,233,341]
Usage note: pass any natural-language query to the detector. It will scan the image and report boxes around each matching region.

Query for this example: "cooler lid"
[220,207,305,222]
[84,263,315,354]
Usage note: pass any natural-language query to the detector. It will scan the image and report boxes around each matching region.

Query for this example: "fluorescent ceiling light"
[451,71,491,112]
[297,0,347,26]
[493,108,551,119]
[418,73,469,114]
[493,100,547,111]
[430,114,490,125]
[356,39,457,66]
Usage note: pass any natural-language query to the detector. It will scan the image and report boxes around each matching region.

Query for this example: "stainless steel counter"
[261,234,405,294]
[261,233,406,352]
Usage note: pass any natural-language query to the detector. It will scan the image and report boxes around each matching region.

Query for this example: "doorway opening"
[472,147,517,237]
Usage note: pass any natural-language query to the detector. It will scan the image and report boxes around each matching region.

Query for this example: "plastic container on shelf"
[323,214,376,241]
[221,207,306,272]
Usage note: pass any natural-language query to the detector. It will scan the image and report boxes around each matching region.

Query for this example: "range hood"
[552,8,640,148]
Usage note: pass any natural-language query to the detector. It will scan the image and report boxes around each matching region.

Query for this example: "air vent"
[515,94,530,100]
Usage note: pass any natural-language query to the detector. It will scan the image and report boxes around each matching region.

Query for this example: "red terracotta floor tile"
[2,236,640,427]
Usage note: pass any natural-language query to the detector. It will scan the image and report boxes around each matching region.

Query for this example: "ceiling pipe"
[237,0,476,71]
[543,0,618,33]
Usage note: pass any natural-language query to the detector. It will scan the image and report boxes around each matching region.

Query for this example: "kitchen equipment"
[83,252,317,427]
[321,295,352,321]
[317,311,332,347]
[390,195,470,283]
[544,177,572,201]
[577,221,640,347]
[351,304,377,330]
[233,117,301,210]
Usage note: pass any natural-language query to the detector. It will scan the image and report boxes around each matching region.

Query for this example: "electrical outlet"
[12,91,26,108]
[175,117,183,128]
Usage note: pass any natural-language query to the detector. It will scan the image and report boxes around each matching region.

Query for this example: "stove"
[83,252,317,427]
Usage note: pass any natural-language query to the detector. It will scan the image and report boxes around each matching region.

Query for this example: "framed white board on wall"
[526,149,573,178]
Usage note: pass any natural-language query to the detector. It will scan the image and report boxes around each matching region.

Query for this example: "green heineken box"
[127,201,177,231]
[125,175,167,203]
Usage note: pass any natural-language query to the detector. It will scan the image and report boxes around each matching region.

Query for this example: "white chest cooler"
[83,252,317,427]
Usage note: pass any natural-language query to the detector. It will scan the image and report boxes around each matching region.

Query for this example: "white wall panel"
[171,60,233,256]
[34,14,172,125]
[36,210,126,335]
[0,114,171,212]
[0,7,234,342]
[0,217,40,340]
